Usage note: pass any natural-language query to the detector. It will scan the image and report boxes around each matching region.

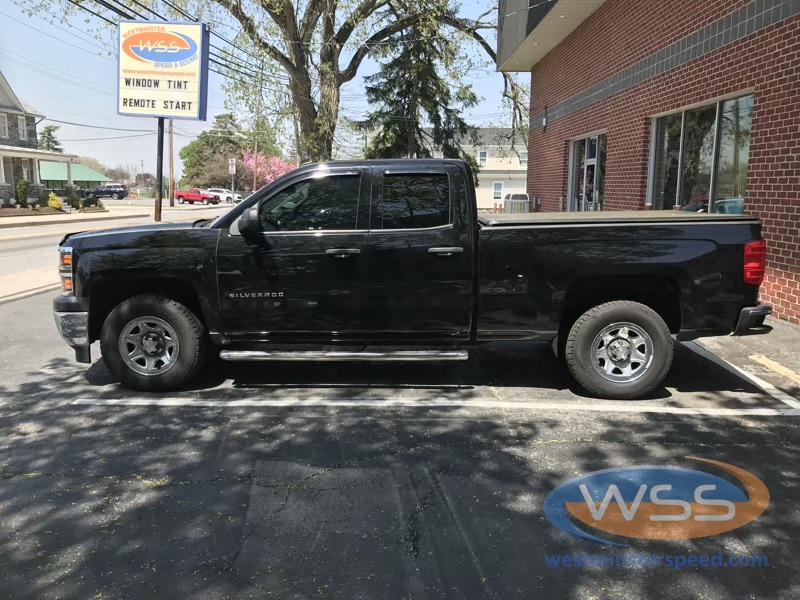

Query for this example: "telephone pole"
[168,119,175,207]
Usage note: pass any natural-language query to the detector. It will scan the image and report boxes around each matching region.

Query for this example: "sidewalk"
[0,208,148,229]
[696,316,800,401]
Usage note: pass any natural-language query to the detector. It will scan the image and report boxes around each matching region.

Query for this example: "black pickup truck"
[53,159,771,399]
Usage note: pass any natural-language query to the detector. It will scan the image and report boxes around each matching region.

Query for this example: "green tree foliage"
[38,125,62,153]
[359,6,479,176]
[179,113,278,187]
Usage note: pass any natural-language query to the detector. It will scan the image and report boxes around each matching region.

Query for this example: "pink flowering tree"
[241,152,295,190]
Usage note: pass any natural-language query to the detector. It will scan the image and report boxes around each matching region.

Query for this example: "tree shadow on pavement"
[0,350,798,598]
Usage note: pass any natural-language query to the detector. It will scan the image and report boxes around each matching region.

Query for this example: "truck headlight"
[59,247,74,296]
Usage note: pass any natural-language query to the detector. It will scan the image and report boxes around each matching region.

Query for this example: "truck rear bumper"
[733,304,773,336]
[53,296,91,363]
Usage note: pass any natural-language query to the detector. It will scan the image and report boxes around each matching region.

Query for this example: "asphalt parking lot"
[1,292,799,599]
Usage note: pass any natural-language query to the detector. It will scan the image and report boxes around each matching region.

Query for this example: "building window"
[650,94,753,213]
[18,116,27,141]
[568,134,607,211]
[479,150,488,166]
[0,114,7,138]
[518,151,528,166]
[492,181,503,200]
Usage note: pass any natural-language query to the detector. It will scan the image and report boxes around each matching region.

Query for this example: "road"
[0,289,799,598]
[0,204,230,301]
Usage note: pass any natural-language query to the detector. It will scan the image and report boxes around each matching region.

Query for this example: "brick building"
[498,0,800,323]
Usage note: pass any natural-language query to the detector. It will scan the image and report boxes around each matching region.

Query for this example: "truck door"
[367,164,473,340]
[216,166,371,341]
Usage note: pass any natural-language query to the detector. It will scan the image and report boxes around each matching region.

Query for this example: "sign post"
[229,157,236,195]
[117,21,209,221]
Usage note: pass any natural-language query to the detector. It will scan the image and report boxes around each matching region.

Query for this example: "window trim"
[18,116,27,141]
[478,150,488,166]
[492,181,504,201]
[518,151,528,167]
[0,114,7,138]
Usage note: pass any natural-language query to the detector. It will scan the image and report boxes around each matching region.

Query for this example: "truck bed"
[478,210,759,227]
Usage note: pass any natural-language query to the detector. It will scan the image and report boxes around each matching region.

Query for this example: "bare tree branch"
[335,0,389,47]
[338,13,421,83]
[216,0,296,74]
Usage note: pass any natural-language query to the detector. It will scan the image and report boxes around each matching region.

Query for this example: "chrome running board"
[219,350,469,362]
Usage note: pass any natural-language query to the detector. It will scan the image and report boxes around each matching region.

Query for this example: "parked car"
[84,184,128,200]
[175,188,220,205]
[206,188,243,203]
[681,197,745,214]
[54,159,771,399]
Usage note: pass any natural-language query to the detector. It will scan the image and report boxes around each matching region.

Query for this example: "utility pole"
[140,160,144,186]
[168,119,175,207]
[154,117,164,222]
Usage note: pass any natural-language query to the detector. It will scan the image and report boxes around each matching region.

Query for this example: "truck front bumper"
[53,296,91,363]
[733,304,773,336]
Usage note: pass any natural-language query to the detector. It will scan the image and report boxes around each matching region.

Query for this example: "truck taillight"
[743,240,766,286]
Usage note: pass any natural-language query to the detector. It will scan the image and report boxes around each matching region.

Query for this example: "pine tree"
[38,125,62,153]
[359,9,479,176]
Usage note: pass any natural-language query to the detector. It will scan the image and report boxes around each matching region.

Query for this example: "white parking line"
[70,397,792,416]
[684,341,800,409]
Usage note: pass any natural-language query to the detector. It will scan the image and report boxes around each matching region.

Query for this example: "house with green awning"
[39,160,111,191]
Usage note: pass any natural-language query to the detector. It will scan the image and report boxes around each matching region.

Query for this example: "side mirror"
[238,207,260,236]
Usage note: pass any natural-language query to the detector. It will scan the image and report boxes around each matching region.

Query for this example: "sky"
[0,1,512,178]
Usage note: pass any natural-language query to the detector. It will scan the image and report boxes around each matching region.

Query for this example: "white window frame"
[0,114,7,138]
[492,181,504,201]
[518,151,528,166]
[18,116,27,141]
[479,150,488,166]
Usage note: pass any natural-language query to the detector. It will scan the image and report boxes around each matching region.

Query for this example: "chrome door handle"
[325,248,361,258]
[428,247,464,257]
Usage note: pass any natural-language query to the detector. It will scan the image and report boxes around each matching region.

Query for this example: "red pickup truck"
[176,188,220,205]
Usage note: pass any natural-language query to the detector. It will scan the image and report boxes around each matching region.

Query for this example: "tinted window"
[381,173,450,229]
[259,174,361,231]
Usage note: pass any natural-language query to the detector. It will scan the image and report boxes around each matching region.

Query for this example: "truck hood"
[59,220,199,246]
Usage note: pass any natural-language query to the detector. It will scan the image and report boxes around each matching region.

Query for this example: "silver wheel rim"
[118,316,180,376]
[591,322,654,383]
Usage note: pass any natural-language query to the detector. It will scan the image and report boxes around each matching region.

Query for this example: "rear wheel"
[100,294,207,391]
[564,301,673,399]
[202,198,209,205]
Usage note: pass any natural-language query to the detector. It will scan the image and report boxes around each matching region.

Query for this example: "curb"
[0,213,149,230]
[0,283,61,306]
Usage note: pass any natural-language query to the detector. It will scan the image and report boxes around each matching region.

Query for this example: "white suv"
[206,188,242,203]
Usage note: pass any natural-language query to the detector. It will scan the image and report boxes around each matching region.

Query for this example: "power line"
[0,8,113,59]
[43,118,157,132]
[59,132,155,141]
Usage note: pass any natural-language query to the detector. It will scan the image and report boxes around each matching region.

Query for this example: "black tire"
[111,193,119,200]
[202,198,209,205]
[177,196,184,204]
[564,301,673,399]
[100,294,207,392]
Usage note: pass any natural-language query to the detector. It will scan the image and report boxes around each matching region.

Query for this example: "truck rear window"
[381,173,450,229]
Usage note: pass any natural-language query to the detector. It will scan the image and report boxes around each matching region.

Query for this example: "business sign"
[118,21,209,120]
[544,457,769,547]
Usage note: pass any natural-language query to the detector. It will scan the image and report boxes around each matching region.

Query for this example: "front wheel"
[564,301,673,399]
[100,294,208,391]
[111,193,119,200]
[177,196,184,204]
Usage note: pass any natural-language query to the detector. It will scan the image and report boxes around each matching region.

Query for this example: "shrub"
[69,194,82,210]
[39,190,49,204]
[16,180,27,207]
[47,192,62,210]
